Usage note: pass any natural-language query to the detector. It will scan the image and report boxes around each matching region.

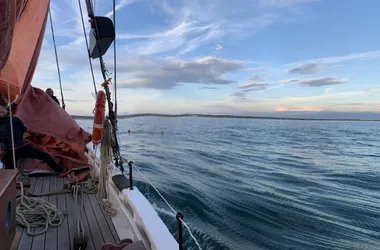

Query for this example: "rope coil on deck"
[16,182,66,236]
[121,157,203,250]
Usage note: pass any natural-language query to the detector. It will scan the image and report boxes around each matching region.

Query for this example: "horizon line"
[71,113,380,122]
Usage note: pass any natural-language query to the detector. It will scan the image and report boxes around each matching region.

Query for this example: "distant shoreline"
[72,113,380,122]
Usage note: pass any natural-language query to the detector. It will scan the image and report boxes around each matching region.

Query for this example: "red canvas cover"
[0,0,92,180]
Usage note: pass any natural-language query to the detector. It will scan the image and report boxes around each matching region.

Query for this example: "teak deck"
[16,175,120,250]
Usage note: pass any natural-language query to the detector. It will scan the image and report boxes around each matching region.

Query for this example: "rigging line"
[4,0,16,170]
[113,0,117,119]
[78,0,97,94]
[48,7,66,110]
[126,160,202,250]
[6,65,16,170]
[86,3,123,172]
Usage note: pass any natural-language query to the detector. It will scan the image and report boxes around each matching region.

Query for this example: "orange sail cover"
[0,0,91,177]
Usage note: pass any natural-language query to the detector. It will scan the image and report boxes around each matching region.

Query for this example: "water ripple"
[77,118,380,250]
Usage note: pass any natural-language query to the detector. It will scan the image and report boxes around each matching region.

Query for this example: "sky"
[33,0,380,116]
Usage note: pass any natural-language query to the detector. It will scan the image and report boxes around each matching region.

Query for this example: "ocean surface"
[77,117,380,250]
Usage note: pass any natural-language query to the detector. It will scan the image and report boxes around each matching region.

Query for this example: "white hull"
[85,146,178,250]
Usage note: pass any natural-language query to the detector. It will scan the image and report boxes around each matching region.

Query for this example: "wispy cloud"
[298,76,348,87]
[274,106,322,112]
[200,86,219,90]
[119,2,279,55]
[286,51,380,69]
[244,67,264,72]
[282,76,347,87]
[105,0,138,17]
[258,0,320,8]
[288,62,321,75]
[214,44,223,52]
[237,74,278,92]
[285,88,380,102]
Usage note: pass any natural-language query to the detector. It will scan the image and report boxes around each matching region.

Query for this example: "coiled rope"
[16,182,65,236]
[121,158,202,250]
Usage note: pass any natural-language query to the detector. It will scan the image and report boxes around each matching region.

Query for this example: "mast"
[83,0,124,172]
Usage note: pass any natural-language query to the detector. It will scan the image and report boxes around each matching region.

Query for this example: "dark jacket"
[0,115,27,149]
[51,95,60,106]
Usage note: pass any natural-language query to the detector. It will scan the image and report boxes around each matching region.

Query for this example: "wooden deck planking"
[65,182,97,250]
[93,194,120,243]
[31,176,50,250]
[17,175,120,250]
[45,175,58,250]
[88,193,117,244]
[57,177,70,250]
[83,192,104,250]
[18,177,40,250]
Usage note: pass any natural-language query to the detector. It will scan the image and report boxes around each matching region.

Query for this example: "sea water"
[77,117,380,250]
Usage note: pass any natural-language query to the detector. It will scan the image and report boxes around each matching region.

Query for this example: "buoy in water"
[128,130,131,133]
[160,131,164,134]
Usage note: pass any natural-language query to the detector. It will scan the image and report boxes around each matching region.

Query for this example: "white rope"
[73,184,86,239]
[131,164,202,250]
[4,0,16,170]
[16,182,65,235]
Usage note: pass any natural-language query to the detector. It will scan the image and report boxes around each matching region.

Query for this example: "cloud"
[237,74,275,92]
[287,62,321,75]
[282,78,300,84]
[121,21,219,55]
[243,83,272,91]
[200,86,219,90]
[214,44,223,52]
[231,92,247,98]
[119,1,279,55]
[329,64,344,69]
[320,51,380,64]
[324,87,333,94]
[298,76,347,87]
[258,0,320,8]
[105,0,138,17]
[282,76,347,87]
[274,106,322,112]
[286,51,380,69]
[244,67,264,72]
[118,56,244,90]
[285,88,380,102]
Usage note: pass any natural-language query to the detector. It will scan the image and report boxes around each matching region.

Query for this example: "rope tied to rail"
[121,157,203,250]
[16,182,66,236]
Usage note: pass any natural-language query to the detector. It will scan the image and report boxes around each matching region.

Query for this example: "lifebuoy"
[92,90,106,145]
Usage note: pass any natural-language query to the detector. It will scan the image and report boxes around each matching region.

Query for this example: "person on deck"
[0,95,64,172]
[46,88,60,106]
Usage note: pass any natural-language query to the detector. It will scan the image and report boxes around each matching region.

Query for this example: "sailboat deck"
[16,175,120,250]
